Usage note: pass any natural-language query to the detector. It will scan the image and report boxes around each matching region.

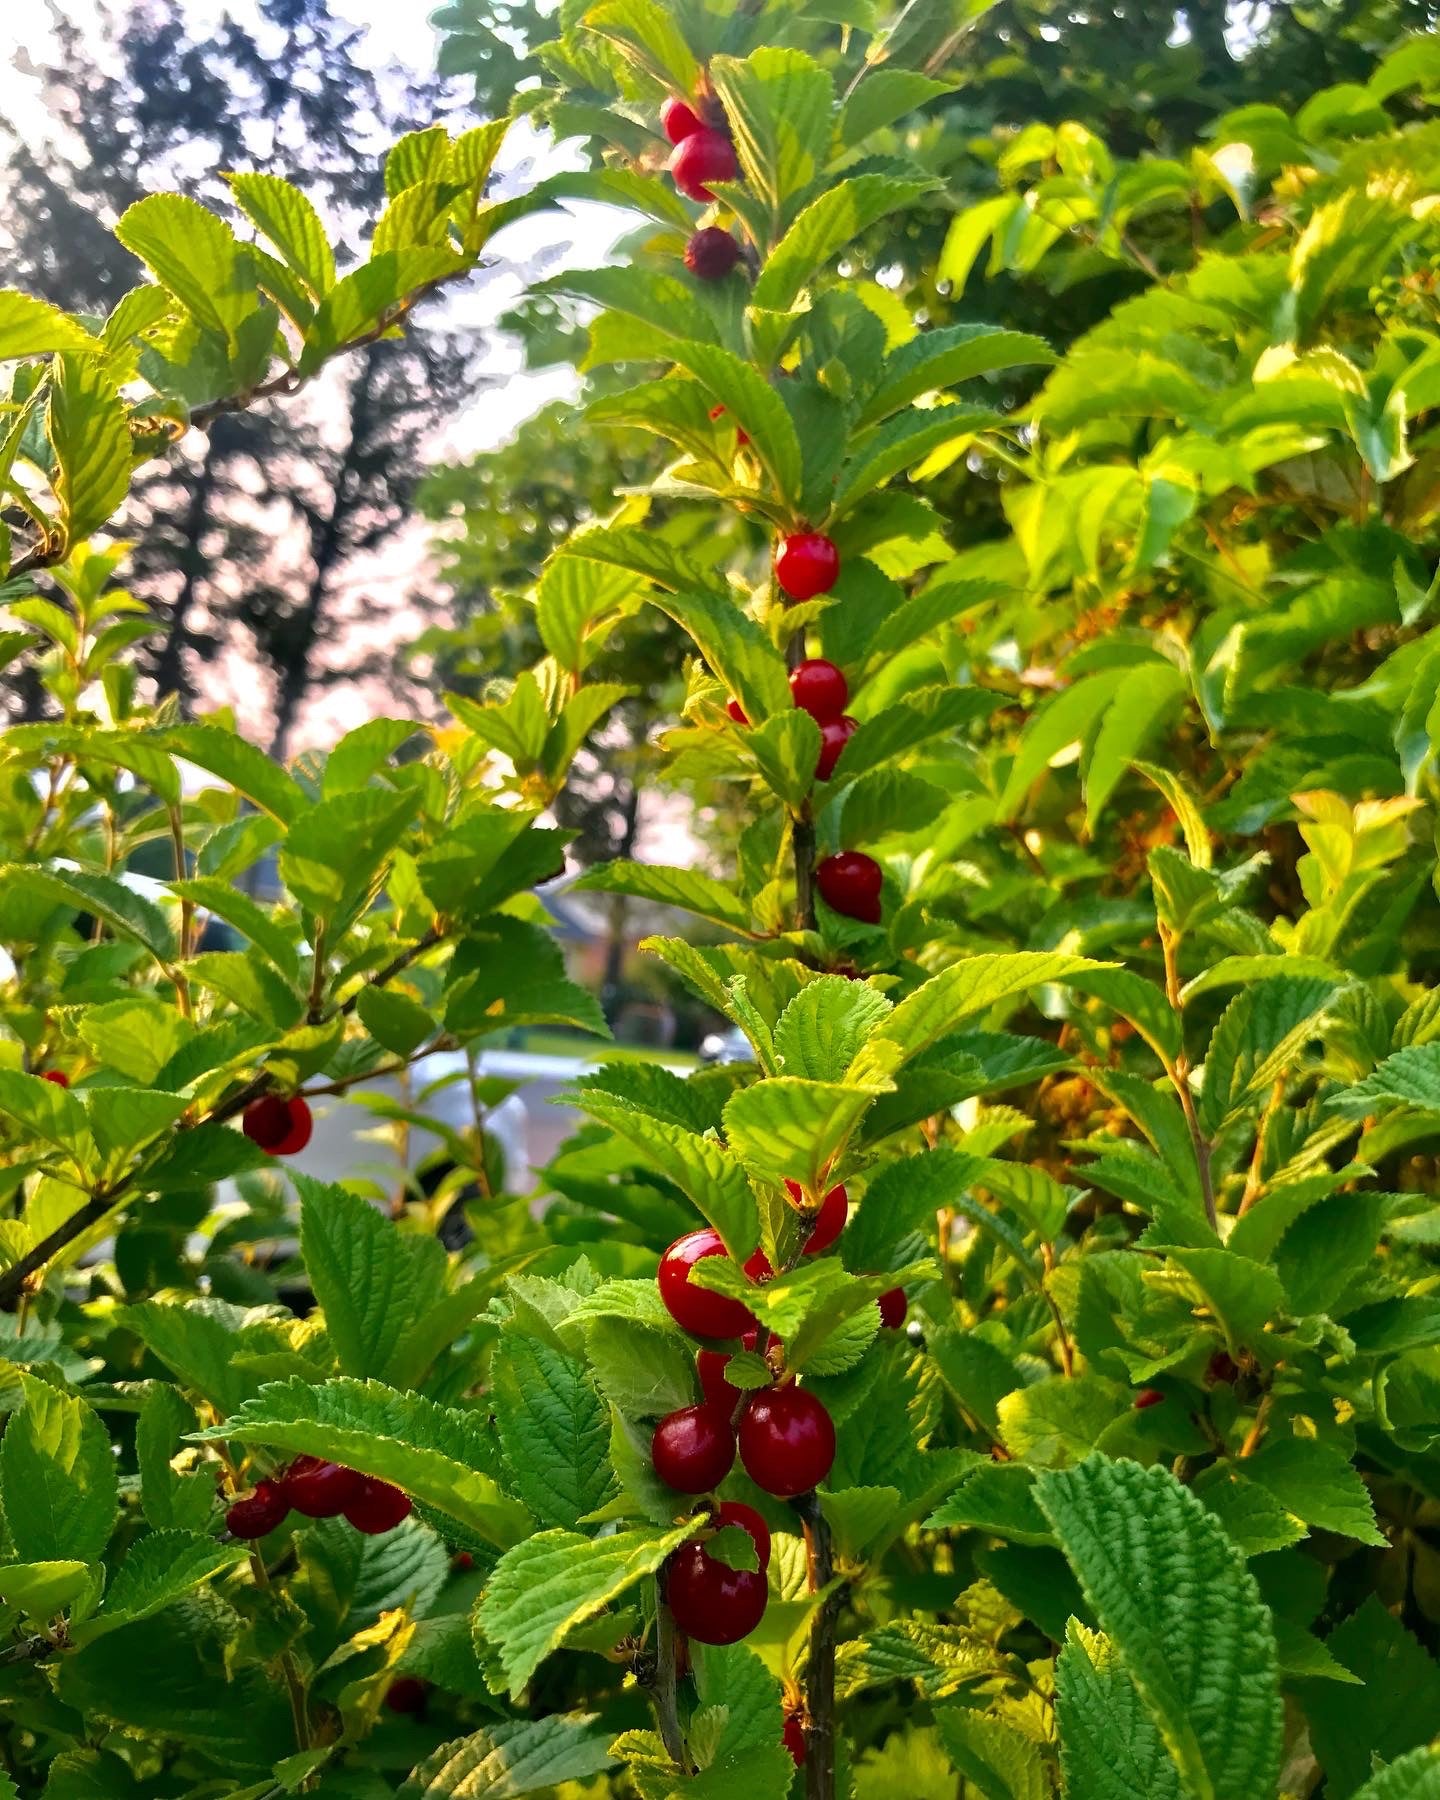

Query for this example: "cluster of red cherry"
[648,1198,906,1651]
[225,1456,410,1539]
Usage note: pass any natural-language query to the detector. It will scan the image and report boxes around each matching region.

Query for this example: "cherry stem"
[793,1490,839,1800]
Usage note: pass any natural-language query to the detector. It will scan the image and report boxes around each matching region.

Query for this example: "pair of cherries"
[662,92,738,203]
[727,656,856,781]
[226,1455,410,1539]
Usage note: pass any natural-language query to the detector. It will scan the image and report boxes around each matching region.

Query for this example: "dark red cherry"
[243,1094,312,1155]
[343,1477,412,1534]
[283,1456,363,1518]
[1134,1387,1165,1411]
[789,659,848,724]
[686,226,742,280]
[713,1499,771,1571]
[726,698,749,725]
[783,1711,807,1766]
[816,850,881,921]
[658,1228,758,1340]
[775,532,840,601]
[670,128,738,202]
[226,1478,289,1539]
[652,1405,737,1494]
[698,1347,741,1413]
[40,1069,69,1087]
[738,1386,835,1497]
[384,1676,427,1714]
[661,96,702,144]
[665,1540,768,1645]
[815,716,857,782]
[1207,1350,1239,1385]
[785,1180,848,1255]
[877,1287,908,1330]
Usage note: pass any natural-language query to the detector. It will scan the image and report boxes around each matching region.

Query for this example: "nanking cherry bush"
[2,1,1440,1797]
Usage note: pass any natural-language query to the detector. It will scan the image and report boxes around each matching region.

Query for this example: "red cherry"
[816,850,882,922]
[709,404,749,447]
[384,1676,427,1715]
[698,1347,741,1413]
[743,1245,773,1283]
[40,1069,69,1087]
[789,659,848,724]
[283,1456,363,1519]
[726,698,749,725]
[775,532,840,601]
[738,1386,835,1497]
[783,1711,807,1766]
[686,226,742,281]
[670,128,738,202]
[815,716,857,783]
[226,1478,289,1539]
[786,1180,848,1255]
[453,1551,474,1570]
[243,1094,312,1155]
[661,96,702,144]
[658,1228,758,1340]
[713,1499,771,1571]
[665,1540,768,1645]
[877,1287,908,1330]
[1207,1350,1239,1385]
[1134,1388,1165,1411]
[343,1477,412,1535]
[652,1405,736,1494]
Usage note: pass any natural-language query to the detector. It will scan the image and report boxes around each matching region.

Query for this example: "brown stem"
[1239,1389,1274,1459]
[793,1491,839,1800]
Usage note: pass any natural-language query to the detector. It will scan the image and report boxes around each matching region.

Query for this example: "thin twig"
[794,1491,841,1800]
[650,1589,694,1775]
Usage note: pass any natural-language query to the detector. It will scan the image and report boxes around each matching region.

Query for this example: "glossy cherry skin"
[40,1069,69,1087]
[783,1712,807,1766]
[243,1094,313,1155]
[726,698,749,725]
[344,1477,412,1535]
[817,851,882,922]
[686,226,742,280]
[658,1228,758,1340]
[738,1386,835,1497]
[877,1287,908,1331]
[661,96,702,143]
[384,1676,427,1715]
[665,1540,768,1645]
[652,1405,737,1494]
[713,1499,771,1571]
[815,716,857,782]
[670,128,738,202]
[1134,1387,1165,1411]
[789,659,848,724]
[775,532,840,601]
[698,1347,741,1413]
[787,1180,848,1255]
[226,1478,290,1539]
[283,1456,363,1518]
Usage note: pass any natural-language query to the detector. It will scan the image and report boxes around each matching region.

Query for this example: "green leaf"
[74,1531,247,1643]
[169,878,300,985]
[748,709,821,809]
[1055,1622,1183,1800]
[648,586,794,724]
[999,669,1131,819]
[999,1374,1127,1466]
[585,0,698,91]
[1084,664,1187,831]
[858,324,1054,427]
[0,1068,92,1160]
[664,341,805,507]
[0,1378,118,1565]
[829,685,998,783]
[710,48,833,223]
[723,1075,887,1194]
[834,405,1002,513]
[490,1334,614,1530]
[194,1377,529,1546]
[298,1176,449,1386]
[354,983,436,1056]
[0,1561,96,1629]
[1327,1043,1440,1116]
[1241,1438,1387,1546]
[0,291,99,359]
[569,1095,758,1262]
[114,192,254,341]
[542,267,718,351]
[476,1524,694,1697]
[396,1713,618,1799]
[571,861,755,934]
[932,1706,1048,1800]
[880,952,1111,1060]
[46,355,131,548]
[1353,1749,1440,1800]
[839,70,956,148]
[842,1147,982,1271]
[1035,1457,1282,1800]
[773,976,893,1082]
[226,173,335,297]
[278,788,418,925]
[839,769,949,846]
[299,247,460,373]
[753,175,938,312]
[148,723,305,823]
[0,863,176,963]
[1301,1598,1440,1797]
